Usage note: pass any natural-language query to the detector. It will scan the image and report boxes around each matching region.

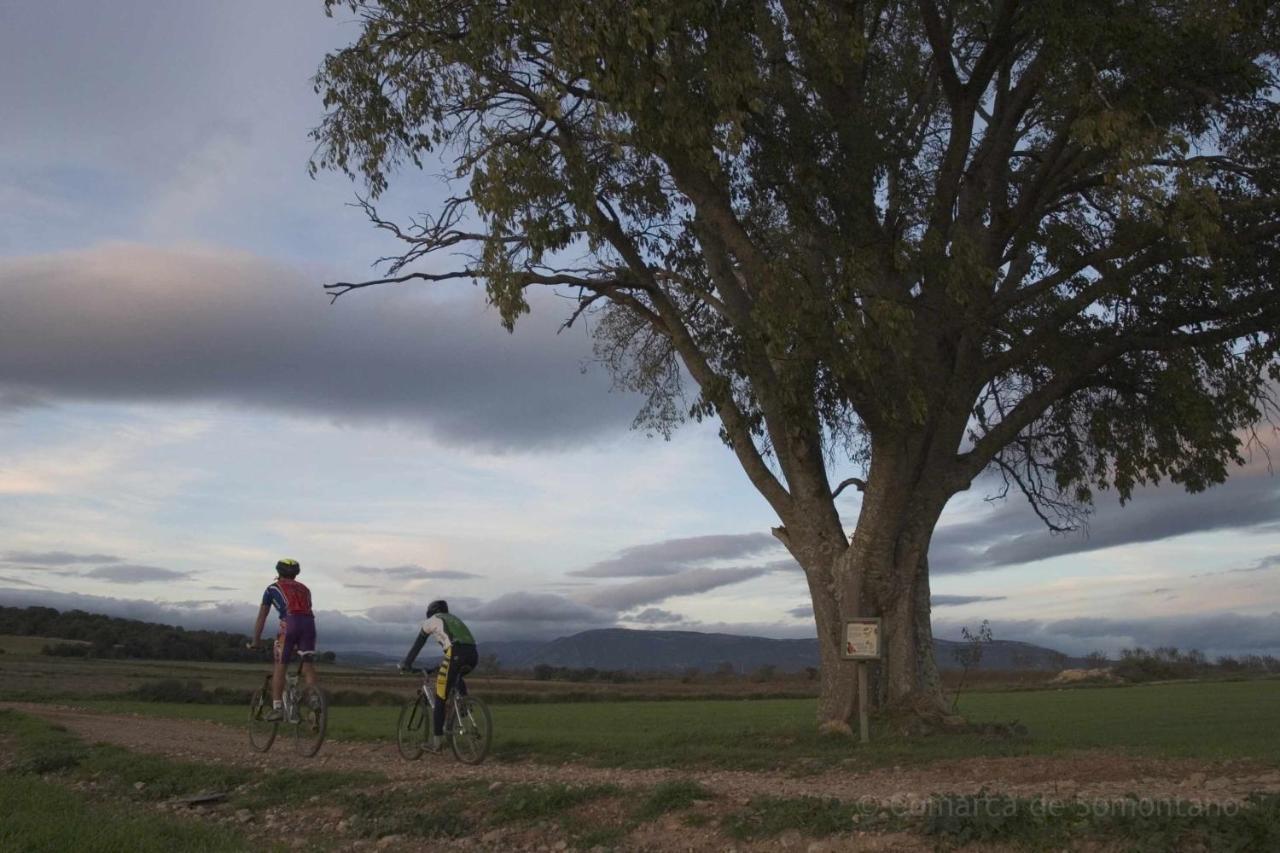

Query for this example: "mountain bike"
[396,666,492,764]
[247,655,328,757]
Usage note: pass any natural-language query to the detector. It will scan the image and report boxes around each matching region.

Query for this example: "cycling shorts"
[274,615,317,665]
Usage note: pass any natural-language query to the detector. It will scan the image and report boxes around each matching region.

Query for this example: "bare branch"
[831,477,868,499]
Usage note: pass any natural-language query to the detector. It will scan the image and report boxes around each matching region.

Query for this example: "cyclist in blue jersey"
[398,600,478,752]
[251,558,319,721]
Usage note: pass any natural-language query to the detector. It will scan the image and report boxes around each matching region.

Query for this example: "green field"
[72,678,1280,770]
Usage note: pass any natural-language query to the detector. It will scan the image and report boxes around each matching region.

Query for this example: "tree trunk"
[877,553,944,710]
[779,426,963,734]
[821,439,953,730]
[809,547,859,735]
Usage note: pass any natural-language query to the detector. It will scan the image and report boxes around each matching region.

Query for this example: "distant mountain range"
[338,628,1086,673]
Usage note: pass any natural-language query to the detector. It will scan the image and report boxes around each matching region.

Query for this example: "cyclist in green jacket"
[398,600,478,752]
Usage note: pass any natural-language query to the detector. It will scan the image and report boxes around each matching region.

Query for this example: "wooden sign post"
[841,617,882,743]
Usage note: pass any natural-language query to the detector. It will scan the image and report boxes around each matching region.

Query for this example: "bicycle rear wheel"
[247,686,277,752]
[447,695,492,765]
[294,686,328,757]
[396,694,429,760]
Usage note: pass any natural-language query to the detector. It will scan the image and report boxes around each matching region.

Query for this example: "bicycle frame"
[407,668,467,732]
[259,656,313,724]
[397,665,491,764]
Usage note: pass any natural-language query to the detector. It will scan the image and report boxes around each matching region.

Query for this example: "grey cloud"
[930,467,1280,574]
[363,594,616,640]
[662,619,819,640]
[787,605,814,619]
[471,592,611,625]
[0,575,44,588]
[0,387,47,413]
[1223,554,1280,575]
[578,566,772,612]
[365,604,424,624]
[350,565,483,581]
[571,533,780,578]
[932,595,1007,607]
[85,564,188,584]
[933,611,1280,658]
[1,551,122,566]
[0,245,642,450]
[1045,612,1280,654]
[622,608,685,625]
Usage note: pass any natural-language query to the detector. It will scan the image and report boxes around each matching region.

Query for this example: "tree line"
[0,605,336,663]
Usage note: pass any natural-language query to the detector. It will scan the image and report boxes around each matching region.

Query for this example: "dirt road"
[8,701,1279,807]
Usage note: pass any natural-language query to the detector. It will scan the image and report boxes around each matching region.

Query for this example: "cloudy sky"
[2,2,1277,658]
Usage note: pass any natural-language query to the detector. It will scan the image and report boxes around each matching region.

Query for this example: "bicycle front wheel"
[294,686,328,757]
[447,695,492,765]
[247,687,277,752]
[396,694,429,760]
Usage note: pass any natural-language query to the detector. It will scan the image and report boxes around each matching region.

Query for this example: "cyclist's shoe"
[265,707,284,722]
[425,735,444,754]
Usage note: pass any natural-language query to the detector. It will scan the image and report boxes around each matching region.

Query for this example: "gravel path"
[7,701,1279,808]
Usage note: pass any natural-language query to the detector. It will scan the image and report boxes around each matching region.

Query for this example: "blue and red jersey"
[262,578,314,620]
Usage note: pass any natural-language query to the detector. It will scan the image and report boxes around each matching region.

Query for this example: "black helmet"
[276,558,301,579]
[426,599,448,618]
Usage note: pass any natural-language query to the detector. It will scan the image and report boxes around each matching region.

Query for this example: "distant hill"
[0,605,261,662]
[467,629,1085,674]
[3,604,1082,672]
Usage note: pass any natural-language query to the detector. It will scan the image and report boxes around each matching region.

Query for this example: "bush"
[43,643,90,658]
[128,680,211,704]
[1113,647,1209,682]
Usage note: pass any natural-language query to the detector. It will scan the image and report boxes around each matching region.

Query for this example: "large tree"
[312,0,1280,732]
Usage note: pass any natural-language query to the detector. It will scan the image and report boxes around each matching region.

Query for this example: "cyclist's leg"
[433,647,455,736]
[455,644,478,696]
[300,658,317,687]
[292,616,318,687]
[272,621,288,703]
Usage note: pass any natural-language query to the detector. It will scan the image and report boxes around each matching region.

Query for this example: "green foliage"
[313,0,1280,521]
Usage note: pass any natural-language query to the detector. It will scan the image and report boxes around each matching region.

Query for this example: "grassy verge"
[0,774,248,853]
[0,711,249,852]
